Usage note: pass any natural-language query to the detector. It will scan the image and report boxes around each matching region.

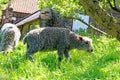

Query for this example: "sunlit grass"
[0,32,120,80]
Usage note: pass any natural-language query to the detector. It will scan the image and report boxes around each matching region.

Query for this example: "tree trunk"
[79,0,120,41]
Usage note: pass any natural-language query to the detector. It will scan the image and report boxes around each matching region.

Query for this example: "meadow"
[0,30,120,80]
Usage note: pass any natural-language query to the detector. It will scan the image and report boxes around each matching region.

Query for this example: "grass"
[0,31,120,80]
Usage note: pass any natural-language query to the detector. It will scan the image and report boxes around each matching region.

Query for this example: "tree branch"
[108,0,120,12]
[64,16,107,35]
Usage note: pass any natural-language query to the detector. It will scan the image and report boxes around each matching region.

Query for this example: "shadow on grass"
[40,53,58,71]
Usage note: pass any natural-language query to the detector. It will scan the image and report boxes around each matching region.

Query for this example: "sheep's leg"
[57,47,64,68]
[64,49,70,62]
[12,41,16,51]
[3,43,9,54]
[26,52,34,62]
[26,45,39,62]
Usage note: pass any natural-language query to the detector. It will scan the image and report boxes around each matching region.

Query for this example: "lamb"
[23,27,93,67]
[0,23,21,53]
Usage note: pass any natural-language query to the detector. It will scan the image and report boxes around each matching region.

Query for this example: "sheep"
[39,8,73,30]
[23,27,93,68]
[0,23,21,53]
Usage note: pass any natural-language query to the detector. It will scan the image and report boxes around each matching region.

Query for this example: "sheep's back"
[27,27,70,50]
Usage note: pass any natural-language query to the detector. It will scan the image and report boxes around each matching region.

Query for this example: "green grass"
[0,31,120,80]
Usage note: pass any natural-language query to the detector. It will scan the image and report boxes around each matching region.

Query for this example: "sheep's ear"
[77,36,83,40]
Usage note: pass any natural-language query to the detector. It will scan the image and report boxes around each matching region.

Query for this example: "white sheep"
[0,23,21,53]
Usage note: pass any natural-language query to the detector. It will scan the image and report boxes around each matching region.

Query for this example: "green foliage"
[38,0,120,17]
[0,0,8,6]
[99,0,120,8]
[0,31,120,80]
[0,0,8,17]
[99,0,109,8]
[38,0,84,17]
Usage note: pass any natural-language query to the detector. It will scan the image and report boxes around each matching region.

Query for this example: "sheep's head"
[40,8,52,20]
[76,36,93,52]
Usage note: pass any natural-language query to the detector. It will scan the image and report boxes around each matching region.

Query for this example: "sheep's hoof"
[29,57,34,62]
[26,54,34,62]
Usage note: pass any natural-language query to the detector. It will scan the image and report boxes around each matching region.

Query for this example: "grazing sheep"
[39,8,73,30]
[0,23,21,53]
[23,27,93,68]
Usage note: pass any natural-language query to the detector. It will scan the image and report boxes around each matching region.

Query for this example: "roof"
[11,0,39,13]
[15,10,40,26]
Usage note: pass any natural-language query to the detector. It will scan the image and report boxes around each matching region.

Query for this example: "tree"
[39,0,120,41]
[80,0,120,41]
[0,0,8,17]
